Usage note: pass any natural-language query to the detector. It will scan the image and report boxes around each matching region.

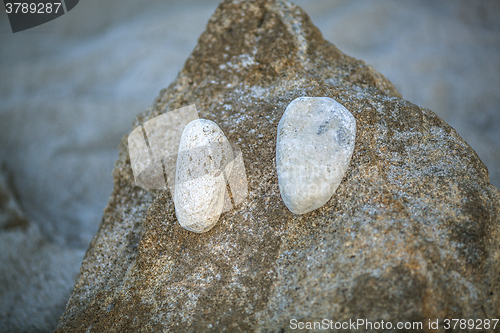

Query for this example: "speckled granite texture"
[55,0,500,331]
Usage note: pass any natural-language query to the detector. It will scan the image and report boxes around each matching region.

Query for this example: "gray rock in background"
[0,0,498,331]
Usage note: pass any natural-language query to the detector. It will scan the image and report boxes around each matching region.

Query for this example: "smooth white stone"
[276,97,356,214]
[174,119,234,233]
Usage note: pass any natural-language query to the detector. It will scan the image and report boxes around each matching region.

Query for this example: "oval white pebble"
[174,119,234,233]
[276,97,356,214]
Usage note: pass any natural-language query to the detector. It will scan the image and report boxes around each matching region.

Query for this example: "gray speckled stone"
[174,119,233,233]
[276,97,356,214]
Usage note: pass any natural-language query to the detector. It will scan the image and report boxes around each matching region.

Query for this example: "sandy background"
[0,0,499,331]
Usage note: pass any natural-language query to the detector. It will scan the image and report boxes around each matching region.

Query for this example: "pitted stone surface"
[276,97,356,214]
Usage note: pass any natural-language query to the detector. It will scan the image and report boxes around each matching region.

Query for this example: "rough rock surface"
[56,0,500,331]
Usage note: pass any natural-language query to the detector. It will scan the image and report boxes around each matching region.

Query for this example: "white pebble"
[174,119,234,233]
[276,97,356,214]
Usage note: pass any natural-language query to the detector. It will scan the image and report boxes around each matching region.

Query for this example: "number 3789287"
[5,2,62,14]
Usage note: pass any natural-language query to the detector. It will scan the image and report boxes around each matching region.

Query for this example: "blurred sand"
[0,0,498,331]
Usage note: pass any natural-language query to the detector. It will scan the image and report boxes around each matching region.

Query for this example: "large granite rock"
[56,0,500,331]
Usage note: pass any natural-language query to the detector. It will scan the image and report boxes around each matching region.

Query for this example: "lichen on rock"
[56,0,500,332]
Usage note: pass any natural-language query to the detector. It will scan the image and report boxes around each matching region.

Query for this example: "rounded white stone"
[174,119,234,233]
[276,97,356,214]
